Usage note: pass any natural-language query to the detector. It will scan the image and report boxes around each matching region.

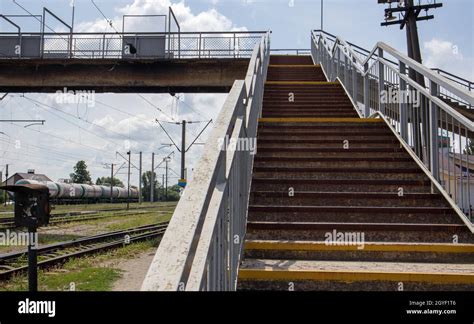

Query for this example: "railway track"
[0,206,176,229]
[0,222,168,280]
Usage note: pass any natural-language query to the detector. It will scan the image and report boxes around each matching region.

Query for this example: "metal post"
[70,0,75,58]
[378,48,385,114]
[139,151,142,204]
[165,158,169,201]
[364,63,370,118]
[110,163,113,203]
[162,174,165,201]
[429,81,439,182]
[127,151,131,210]
[352,57,357,101]
[181,120,186,181]
[151,153,155,203]
[399,61,408,141]
[344,55,349,87]
[321,0,324,31]
[4,164,8,206]
[28,227,37,292]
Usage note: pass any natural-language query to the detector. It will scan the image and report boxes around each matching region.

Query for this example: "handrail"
[314,29,473,95]
[0,31,268,59]
[311,30,474,228]
[312,31,474,109]
[141,32,270,291]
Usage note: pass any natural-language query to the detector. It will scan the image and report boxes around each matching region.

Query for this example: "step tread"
[238,259,474,283]
[247,221,466,231]
[244,240,474,253]
[248,205,454,212]
[251,191,442,198]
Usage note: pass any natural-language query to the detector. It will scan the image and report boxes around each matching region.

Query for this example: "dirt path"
[108,249,156,291]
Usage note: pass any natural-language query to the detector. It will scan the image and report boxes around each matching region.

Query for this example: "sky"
[0,0,473,187]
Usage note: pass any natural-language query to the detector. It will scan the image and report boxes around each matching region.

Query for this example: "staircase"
[237,55,474,291]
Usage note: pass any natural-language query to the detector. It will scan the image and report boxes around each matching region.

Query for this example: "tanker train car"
[14,179,139,204]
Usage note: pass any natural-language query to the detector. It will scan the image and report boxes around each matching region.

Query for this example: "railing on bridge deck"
[0,31,267,59]
[141,32,270,291]
[312,30,474,230]
[313,30,473,109]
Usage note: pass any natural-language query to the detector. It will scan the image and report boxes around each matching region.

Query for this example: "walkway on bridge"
[237,55,474,290]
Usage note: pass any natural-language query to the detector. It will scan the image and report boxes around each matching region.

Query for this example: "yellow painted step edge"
[245,241,474,253]
[265,81,339,85]
[238,269,474,284]
[258,117,382,123]
[268,64,320,68]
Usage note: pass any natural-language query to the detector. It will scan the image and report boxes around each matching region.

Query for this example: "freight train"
[14,179,139,204]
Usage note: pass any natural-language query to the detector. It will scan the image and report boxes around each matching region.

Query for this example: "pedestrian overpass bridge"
[2,27,473,291]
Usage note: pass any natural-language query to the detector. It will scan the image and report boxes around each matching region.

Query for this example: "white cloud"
[76,0,247,33]
[423,38,474,81]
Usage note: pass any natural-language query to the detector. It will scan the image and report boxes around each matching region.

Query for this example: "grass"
[0,202,175,290]
[0,238,160,291]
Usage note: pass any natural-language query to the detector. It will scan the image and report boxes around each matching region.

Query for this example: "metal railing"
[314,30,473,110]
[312,30,474,230]
[141,32,270,291]
[270,48,311,56]
[0,31,267,59]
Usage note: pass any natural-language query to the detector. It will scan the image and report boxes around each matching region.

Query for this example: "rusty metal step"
[248,204,458,221]
[243,240,474,264]
[269,55,314,65]
[250,178,432,193]
[245,221,473,243]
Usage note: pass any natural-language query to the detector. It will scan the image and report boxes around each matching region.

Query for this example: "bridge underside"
[0,58,250,93]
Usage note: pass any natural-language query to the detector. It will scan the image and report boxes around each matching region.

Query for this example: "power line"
[0,136,94,161]
[6,123,114,157]
[137,94,176,122]
[90,0,120,34]
[21,95,131,143]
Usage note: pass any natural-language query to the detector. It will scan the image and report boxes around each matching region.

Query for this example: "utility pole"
[4,164,8,206]
[151,153,155,203]
[139,151,142,204]
[379,0,442,160]
[379,0,442,84]
[127,151,131,210]
[103,163,118,203]
[157,119,212,188]
[110,163,114,203]
[161,174,165,201]
[165,157,169,201]
[181,120,186,180]
[321,0,324,30]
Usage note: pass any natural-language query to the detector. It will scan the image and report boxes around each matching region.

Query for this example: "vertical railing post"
[429,80,440,183]
[399,61,408,141]
[378,48,385,114]
[352,56,357,102]
[198,33,202,59]
[344,53,349,87]
[364,62,370,118]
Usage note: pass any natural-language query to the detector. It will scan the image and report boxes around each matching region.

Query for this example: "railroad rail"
[0,205,176,229]
[0,222,168,280]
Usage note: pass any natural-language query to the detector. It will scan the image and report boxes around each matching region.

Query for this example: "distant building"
[2,170,52,186]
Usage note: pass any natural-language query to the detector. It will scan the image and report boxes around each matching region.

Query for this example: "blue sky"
[0,0,473,186]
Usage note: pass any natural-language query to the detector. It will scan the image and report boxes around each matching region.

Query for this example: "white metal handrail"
[311,30,474,230]
[141,32,270,291]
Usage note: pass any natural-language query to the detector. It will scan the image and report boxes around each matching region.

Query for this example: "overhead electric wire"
[21,95,133,142]
[137,94,176,122]
[20,98,123,149]
[7,123,114,157]
[0,137,95,161]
